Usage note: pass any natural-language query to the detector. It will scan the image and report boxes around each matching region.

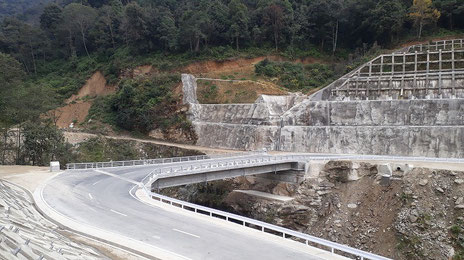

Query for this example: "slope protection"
[186,39,464,158]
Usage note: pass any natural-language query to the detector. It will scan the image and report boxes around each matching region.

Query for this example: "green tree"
[121,2,150,51]
[21,121,73,166]
[434,0,464,30]
[90,4,122,50]
[40,4,63,34]
[158,10,179,51]
[364,0,407,45]
[409,0,441,38]
[0,53,25,126]
[1,18,45,73]
[262,4,284,51]
[62,3,98,58]
[228,0,249,50]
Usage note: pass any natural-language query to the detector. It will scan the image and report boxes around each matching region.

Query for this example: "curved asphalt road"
[41,163,336,260]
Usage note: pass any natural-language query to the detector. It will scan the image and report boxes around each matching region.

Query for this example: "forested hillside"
[2,0,464,69]
[0,0,464,167]
[0,0,54,22]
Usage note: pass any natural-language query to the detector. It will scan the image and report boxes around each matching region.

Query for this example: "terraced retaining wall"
[184,74,464,158]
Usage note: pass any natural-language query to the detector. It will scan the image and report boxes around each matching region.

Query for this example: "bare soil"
[50,71,116,128]
[66,71,115,103]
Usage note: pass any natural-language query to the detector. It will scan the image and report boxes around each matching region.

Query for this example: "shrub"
[255,59,336,91]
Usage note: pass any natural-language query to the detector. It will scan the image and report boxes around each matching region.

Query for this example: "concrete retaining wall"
[192,99,464,157]
[279,126,464,158]
[284,99,464,126]
[193,123,279,150]
[185,73,464,158]
[191,103,274,125]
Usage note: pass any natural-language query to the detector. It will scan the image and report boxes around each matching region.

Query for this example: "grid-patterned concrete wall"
[324,39,464,101]
[187,40,464,158]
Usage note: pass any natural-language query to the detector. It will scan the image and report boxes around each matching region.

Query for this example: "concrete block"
[50,161,60,172]
[377,164,392,176]
[305,161,327,179]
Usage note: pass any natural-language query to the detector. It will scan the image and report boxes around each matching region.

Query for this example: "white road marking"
[173,229,200,238]
[88,193,93,200]
[110,209,127,217]
[92,180,101,186]
[152,235,161,239]
[94,169,141,185]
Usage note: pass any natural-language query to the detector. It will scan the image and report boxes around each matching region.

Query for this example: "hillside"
[0,0,464,167]
[0,0,52,22]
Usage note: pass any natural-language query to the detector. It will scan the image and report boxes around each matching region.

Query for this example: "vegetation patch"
[255,59,336,92]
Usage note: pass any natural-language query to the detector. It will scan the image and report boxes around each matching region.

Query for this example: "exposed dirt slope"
[66,71,114,103]
[182,57,265,76]
[51,71,115,128]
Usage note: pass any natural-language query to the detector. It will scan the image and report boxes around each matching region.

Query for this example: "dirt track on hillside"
[63,131,243,155]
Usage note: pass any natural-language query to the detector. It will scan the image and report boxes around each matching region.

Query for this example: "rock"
[419,179,428,186]
[347,203,357,209]
[409,215,418,223]
[436,187,444,193]
[324,161,353,183]
[455,205,464,209]
[272,182,295,196]
[454,179,464,185]
[456,197,464,205]
[377,164,392,176]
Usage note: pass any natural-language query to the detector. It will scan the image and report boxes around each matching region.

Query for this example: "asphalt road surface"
[42,162,339,260]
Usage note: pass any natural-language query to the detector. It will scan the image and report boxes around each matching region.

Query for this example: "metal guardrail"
[66,152,254,170]
[144,187,391,260]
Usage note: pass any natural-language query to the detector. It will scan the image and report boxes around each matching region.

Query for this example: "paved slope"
[0,180,104,260]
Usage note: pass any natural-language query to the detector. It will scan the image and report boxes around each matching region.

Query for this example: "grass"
[75,136,203,163]
[396,235,425,258]
[196,79,286,104]
[451,220,464,260]
[254,59,337,92]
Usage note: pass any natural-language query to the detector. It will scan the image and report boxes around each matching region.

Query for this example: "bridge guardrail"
[141,154,464,188]
[144,186,391,260]
[141,155,302,187]
[65,152,255,170]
